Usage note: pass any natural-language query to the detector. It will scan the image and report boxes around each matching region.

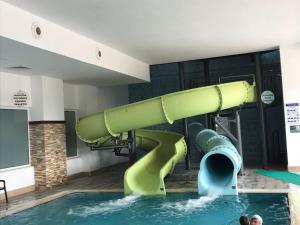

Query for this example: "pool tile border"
[0,191,71,218]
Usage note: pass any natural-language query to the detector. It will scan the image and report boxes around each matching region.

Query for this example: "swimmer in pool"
[239,215,250,225]
[250,214,263,225]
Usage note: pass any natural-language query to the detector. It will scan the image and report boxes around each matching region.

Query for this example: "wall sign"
[261,90,275,104]
[12,90,29,107]
[285,103,300,134]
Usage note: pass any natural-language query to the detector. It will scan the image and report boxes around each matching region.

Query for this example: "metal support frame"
[214,118,238,144]
[89,144,129,151]
[87,130,137,164]
[214,73,257,174]
[128,130,137,164]
[235,110,245,175]
[179,62,190,170]
[203,59,213,130]
[214,107,245,175]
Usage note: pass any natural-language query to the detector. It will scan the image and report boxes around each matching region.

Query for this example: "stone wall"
[29,122,67,190]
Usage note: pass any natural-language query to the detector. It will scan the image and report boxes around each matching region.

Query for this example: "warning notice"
[12,90,29,107]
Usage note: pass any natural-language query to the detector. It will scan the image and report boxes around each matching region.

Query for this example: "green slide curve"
[76,81,256,195]
[124,129,187,195]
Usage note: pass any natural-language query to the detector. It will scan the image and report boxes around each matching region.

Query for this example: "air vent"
[96,48,102,60]
[31,22,42,39]
[7,66,32,70]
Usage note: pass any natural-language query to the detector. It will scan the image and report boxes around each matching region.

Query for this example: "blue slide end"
[189,123,242,195]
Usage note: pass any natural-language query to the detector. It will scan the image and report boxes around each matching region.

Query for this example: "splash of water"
[67,195,140,217]
[162,192,220,214]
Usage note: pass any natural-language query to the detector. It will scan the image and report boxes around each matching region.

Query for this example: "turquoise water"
[0,192,290,225]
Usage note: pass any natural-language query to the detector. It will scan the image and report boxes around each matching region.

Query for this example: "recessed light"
[96,48,102,60]
[31,22,42,39]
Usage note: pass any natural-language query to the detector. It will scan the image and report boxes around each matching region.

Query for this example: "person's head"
[250,214,263,225]
[239,215,250,225]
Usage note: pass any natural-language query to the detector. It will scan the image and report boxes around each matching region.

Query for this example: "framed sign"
[12,90,29,107]
[261,90,275,104]
[286,103,299,125]
[286,103,299,134]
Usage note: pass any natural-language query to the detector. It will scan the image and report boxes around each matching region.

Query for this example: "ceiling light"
[31,22,42,39]
[96,48,102,60]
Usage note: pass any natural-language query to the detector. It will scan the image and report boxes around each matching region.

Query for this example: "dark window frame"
[64,110,78,158]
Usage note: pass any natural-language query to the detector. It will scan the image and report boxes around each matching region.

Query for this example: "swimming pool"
[0,192,290,225]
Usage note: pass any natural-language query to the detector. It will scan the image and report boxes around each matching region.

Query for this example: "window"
[64,111,78,157]
[0,109,29,169]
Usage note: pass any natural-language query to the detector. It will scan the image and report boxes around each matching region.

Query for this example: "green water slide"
[125,129,186,195]
[76,81,256,195]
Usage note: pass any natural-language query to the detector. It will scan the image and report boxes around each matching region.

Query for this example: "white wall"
[64,83,79,110]
[42,76,64,121]
[0,1,149,81]
[66,157,82,176]
[30,76,64,121]
[0,72,35,192]
[280,44,300,167]
[98,85,129,109]
[29,76,44,120]
[0,166,35,192]
[64,83,129,176]
[0,72,31,108]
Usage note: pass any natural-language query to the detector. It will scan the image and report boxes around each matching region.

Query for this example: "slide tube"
[76,81,256,144]
[189,123,241,195]
[124,129,187,195]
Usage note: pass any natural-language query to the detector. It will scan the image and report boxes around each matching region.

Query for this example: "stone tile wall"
[29,122,67,190]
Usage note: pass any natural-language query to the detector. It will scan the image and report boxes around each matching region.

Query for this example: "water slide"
[76,81,256,195]
[124,129,186,195]
[189,123,242,195]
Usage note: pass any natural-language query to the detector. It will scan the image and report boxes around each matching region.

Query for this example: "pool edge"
[0,188,298,225]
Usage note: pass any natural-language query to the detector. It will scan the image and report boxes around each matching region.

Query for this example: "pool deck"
[0,162,299,224]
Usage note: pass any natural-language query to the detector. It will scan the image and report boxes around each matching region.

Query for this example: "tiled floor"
[0,162,299,223]
[167,163,291,190]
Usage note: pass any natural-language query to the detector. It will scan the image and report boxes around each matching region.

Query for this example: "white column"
[280,44,300,169]
[30,76,64,121]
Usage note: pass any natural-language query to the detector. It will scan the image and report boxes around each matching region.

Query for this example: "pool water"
[0,192,290,225]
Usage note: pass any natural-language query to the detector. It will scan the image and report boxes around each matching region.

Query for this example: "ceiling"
[0,36,144,86]
[3,0,300,64]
